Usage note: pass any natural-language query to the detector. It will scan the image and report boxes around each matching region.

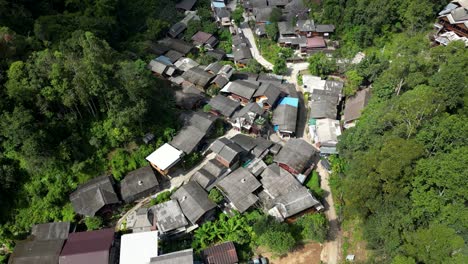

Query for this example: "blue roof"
[155,56,172,65]
[212,2,226,8]
[279,97,299,107]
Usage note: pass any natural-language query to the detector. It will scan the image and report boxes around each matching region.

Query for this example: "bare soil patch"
[256,242,322,264]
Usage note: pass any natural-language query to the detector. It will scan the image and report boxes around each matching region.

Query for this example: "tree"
[208,188,224,204]
[307,53,336,77]
[232,7,244,26]
[84,216,102,230]
[294,214,328,243]
[273,57,287,75]
[344,70,363,96]
[265,23,278,40]
[269,8,282,23]
[403,225,466,263]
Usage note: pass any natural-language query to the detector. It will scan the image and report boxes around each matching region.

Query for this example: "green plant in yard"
[151,190,171,205]
[264,154,274,165]
[203,104,212,112]
[232,7,245,25]
[294,213,328,243]
[184,152,203,168]
[273,57,287,75]
[84,216,103,230]
[297,73,303,85]
[208,188,224,204]
[305,171,324,198]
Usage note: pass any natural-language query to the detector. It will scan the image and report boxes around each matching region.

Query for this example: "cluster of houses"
[302,75,370,155]
[7,219,238,264]
[246,0,337,53]
[434,0,468,47]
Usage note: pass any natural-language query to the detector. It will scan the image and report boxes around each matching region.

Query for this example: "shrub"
[264,154,274,165]
[203,104,212,112]
[305,171,324,198]
[85,216,102,230]
[294,213,328,243]
[258,230,296,256]
[208,188,224,204]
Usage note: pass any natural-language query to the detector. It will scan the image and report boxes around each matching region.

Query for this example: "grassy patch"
[305,171,324,199]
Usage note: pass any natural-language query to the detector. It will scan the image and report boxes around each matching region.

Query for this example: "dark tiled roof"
[309,100,337,119]
[182,66,215,87]
[233,46,252,64]
[31,222,70,241]
[216,167,261,213]
[69,175,119,216]
[212,75,230,88]
[170,125,206,154]
[159,38,194,55]
[192,169,217,189]
[175,0,197,11]
[274,139,317,174]
[10,239,66,264]
[171,182,216,224]
[120,166,159,202]
[202,241,238,264]
[232,102,264,119]
[272,104,297,133]
[271,188,321,218]
[152,200,188,233]
[168,22,187,38]
[165,50,184,63]
[210,138,245,164]
[205,62,223,74]
[203,159,227,177]
[150,248,194,264]
[296,19,315,32]
[260,164,301,198]
[227,80,259,99]
[206,49,226,60]
[59,228,115,264]
[253,83,282,106]
[278,21,296,35]
[184,111,217,134]
[209,95,241,117]
[230,134,257,152]
[344,88,370,123]
[252,137,273,157]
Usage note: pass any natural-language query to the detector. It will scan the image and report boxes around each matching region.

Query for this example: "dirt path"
[258,243,322,264]
[317,161,342,264]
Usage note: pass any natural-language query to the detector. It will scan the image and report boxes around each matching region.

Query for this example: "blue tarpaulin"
[279,97,299,107]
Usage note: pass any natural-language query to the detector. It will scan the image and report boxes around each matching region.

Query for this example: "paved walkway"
[317,162,342,264]
[240,23,274,70]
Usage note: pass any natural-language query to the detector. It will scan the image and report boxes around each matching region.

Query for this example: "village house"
[158,38,195,55]
[69,175,120,217]
[229,134,273,161]
[150,248,194,264]
[209,137,245,168]
[208,95,241,118]
[274,138,318,179]
[148,59,176,77]
[310,118,342,155]
[59,228,117,264]
[146,143,184,176]
[120,166,161,203]
[126,207,156,233]
[212,0,231,27]
[343,88,371,129]
[9,222,70,264]
[168,22,187,38]
[272,97,299,137]
[181,66,215,89]
[206,49,227,61]
[164,50,184,63]
[120,231,159,264]
[222,80,259,105]
[253,82,282,109]
[230,102,266,134]
[174,57,199,72]
[174,84,205,110]
[152,200,189,236]
[303,75,343,120]
[232,33,253,67]
[171,181,217,226]
[201,241,239,264]
[259,164,323,221]
[192,158,227,190]
[435,0,468,46]
[170,111,217,155]
[216,167,262,213]
[191,31,219,49]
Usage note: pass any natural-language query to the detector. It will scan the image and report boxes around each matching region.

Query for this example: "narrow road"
[317,161,341,264]
[240,23,274,70]
[115,152,216,230]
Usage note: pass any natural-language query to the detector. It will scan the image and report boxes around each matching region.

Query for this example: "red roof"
[59,228,114,264]
[192,31,213,44]
[202,241,238,264]
[306,37,326,48]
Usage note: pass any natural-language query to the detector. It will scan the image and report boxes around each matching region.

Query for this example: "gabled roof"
[344,88,370,123]
[170,126,206,154]
[120,231,158,264]
[260,164,301,199]
[253,83,282,106]
[272,104,297,133]
[192,169,217,189]
[209,95,241,117]
[152,200,188,233]
[182,66,215,87]
[147,43,170,56]
[212,75,230,88]
[175,0,197,11]
[149,60,169,75]
[278,21,296,35]
[253,7,273,22]
[296,19,315,32]
[210,138,245,164]
[269,187,321,220]
[171,181,216,224]
[226,80,259,99]
[193,159,226,190]
[206,49,226,60]
[174,57,199,72]
[202,241,238,264]
[230,134,257,152]
[120,166,159,202]
[205,62,223,74]
[233,46,252,64]
[31,222,70,241]
[150,248,194,264]
[183,111,217,134]
[216,167,261,213]
[192,31,218,47]
[203,159,227,177]
[309,100,337,119]
[274,139,317,174]
[252,137,273,157]
[11,239,66,264]
[168,22,187,38]
[165,50,184,63]
[159,38,194,55]
[315,24,335,33]
[232,102,264,119]
[70,175,119,216]
[59,228,115,264]
[146,143,184,171]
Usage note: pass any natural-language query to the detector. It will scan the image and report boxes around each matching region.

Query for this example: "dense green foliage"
[208,188,224,204]
[84,216,103,231]
[307,52,337,77]
[295,214,328,243]
[305,171,324,199]
[150,190,172,206]
[0,0,180,252]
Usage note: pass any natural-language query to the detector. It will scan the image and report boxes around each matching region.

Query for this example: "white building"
[120,231,158,264]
